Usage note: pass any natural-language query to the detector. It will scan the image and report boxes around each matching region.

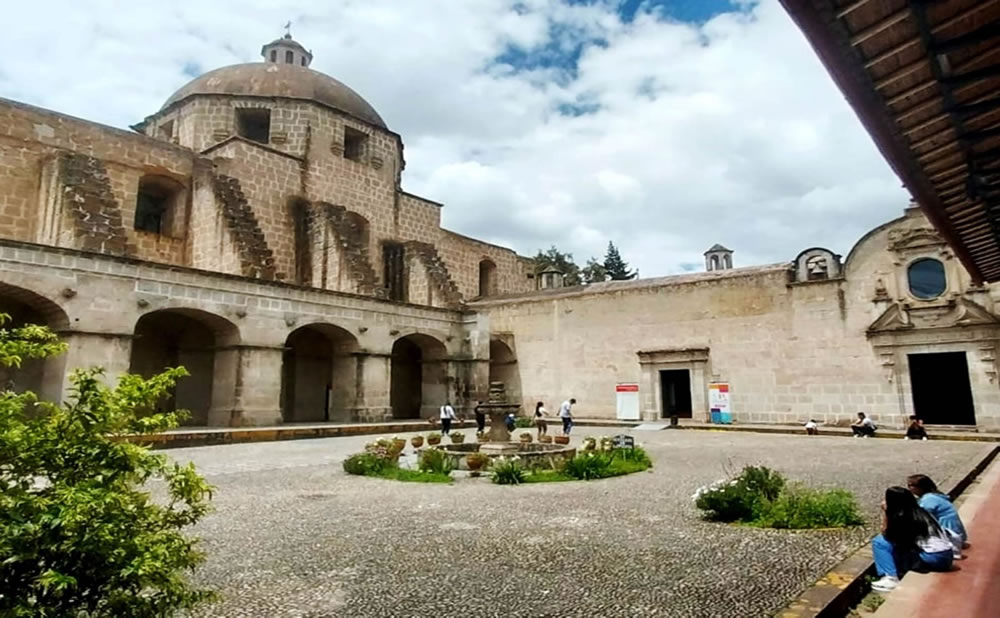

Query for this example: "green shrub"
[694,466,787,522]
[0,314,215,617]
[757,486,864,529]
[380,468,452,483]
[610,446,652,466]
[490,456,526,485]
[693,465,862,530]
[343,452,395,476]
[514,416,535,428]
[418,448,454,476]
[563,452,613,480]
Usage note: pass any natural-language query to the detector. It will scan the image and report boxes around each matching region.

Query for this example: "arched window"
[805,255,829,280]
[724,254,732,269]
[285,50,294,64]
[710,255,719,270]
[908,258,946,299]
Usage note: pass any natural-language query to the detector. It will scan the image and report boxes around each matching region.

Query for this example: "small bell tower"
[261,22,314,68]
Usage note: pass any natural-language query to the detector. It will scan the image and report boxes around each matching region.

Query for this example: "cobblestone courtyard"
[169,431,989,618]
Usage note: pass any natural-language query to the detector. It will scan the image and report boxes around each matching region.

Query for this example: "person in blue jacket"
[907,474,968,559]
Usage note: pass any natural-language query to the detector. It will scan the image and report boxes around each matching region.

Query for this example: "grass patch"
[378,467,452,483]
[516,448,653,483]
[523,469,574,483]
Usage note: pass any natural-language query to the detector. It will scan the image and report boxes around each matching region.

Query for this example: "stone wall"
[0,238,488,426]
[437,229,534,299]
[473,210,1000,430]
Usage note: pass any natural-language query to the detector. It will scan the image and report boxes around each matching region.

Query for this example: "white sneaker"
[871,576,900,592]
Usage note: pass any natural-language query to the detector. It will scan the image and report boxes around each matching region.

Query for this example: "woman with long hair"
[871,486,953,592]
[534,401,548,439]
[908,474,967,557]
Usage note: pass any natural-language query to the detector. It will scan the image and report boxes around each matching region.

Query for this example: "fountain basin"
[439,442,576,470]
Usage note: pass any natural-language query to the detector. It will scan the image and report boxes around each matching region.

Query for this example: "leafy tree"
[0,314,215,617]
[581,257,607,284]
[603,241,637,280]
[531,246,582,286]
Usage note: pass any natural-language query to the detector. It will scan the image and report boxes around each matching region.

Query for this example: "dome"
[161,63,387,129]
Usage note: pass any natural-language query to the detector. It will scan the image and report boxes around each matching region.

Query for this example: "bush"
[563,452,613,480]
[490,456,526,485]
[758,486,864,529]
[514,416,535,428]
[418,448,454,476]
[693,465,863,529]
[0,315,215,617]
[343,452,395,476]
[610,446,652,467]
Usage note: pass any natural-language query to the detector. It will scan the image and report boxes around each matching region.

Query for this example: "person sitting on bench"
[851,412,876,437]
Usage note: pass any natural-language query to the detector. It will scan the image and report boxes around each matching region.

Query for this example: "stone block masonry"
[211,174,277,280]
[55,153,133,256]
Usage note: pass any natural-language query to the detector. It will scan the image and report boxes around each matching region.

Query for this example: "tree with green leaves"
[0,314,215,617]
[531,246,582,286]
[581,257,607,284]
[603,241,637,281]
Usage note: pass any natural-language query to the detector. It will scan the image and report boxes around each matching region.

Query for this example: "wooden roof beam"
[875,58,929,90]
[943,64,1000,88]
[836,0,874,19]
[931,21,1000,55]
[850,9,911,47]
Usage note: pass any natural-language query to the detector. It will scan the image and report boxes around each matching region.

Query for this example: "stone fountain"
[477,381,521,456]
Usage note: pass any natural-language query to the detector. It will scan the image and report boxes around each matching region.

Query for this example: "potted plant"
[427,432,442,446]
[450,431,466,444]
[410,435,425,448]
[582,437,597,451]
[519,431,533,443]
[477,431,490,443]
[554,435,570,445]
[392,436,406,452]
[539,434,553,444]
[466,452,489,472]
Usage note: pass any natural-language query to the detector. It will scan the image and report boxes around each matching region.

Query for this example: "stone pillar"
[209,345,283,427]
[59,331,133,402]
[354,352,391,422]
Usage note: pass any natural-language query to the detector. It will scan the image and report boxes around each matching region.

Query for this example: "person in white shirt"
[870,486,954,592]
[558,398,576,435]
[439,402,457,435]
[804,419,819,436]
[851,412,877,437]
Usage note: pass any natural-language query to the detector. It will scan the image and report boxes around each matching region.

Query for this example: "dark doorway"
[659,369,692,418]
[909,352,976,425]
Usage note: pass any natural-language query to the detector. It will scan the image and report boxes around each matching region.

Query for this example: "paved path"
[166,429,988,618]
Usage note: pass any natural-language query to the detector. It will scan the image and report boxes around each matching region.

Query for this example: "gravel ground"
[166,430,989,618]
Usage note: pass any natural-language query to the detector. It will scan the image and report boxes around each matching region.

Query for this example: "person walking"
[474,400,486,434]
[534,401,549,439]
[439,401,457,436]
[559,398,576,435]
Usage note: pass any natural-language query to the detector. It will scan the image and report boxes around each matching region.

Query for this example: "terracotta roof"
[779,0,1000,282]
[162,62,386,129]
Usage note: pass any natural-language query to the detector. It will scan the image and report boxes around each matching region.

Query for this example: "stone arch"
[794,247,842,282]
[710,255,719,270]
[489,338,520,405]
[128,308,240,426]
[0,282,70,402]
[281,323,360,422]
[724,254,732,269]
[390,333,448,420]
[478,258,497,297]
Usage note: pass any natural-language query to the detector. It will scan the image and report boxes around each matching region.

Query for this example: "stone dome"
[161,63,387,129]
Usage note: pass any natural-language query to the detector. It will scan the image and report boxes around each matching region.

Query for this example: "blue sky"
[0,0,906,276]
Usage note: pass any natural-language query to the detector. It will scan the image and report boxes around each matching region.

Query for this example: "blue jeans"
[561,417,572,434]
[872,534,953,577]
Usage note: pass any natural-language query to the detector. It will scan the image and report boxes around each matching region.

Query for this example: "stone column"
[354,352,391,422]
[59,331,133,402]
[208,345,283,427]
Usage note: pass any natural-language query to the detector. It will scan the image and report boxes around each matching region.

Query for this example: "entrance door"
[660,370,692,418]
[908,352,976,425]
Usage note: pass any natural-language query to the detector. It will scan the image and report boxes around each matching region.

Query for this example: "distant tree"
[531,246,582,286]
[603,241,637,280]
[0,314,215,617]
[581,257,608,284]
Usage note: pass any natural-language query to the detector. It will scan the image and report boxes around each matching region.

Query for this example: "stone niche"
[792,248,841,283]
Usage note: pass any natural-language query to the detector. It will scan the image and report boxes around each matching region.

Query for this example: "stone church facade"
[2,34,999,430]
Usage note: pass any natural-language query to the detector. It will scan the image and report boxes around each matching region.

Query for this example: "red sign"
[616,384,639,392]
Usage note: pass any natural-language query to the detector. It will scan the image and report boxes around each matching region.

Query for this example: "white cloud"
[0,0,908,275]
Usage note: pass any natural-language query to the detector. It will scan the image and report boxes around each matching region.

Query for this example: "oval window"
[908,258,946,299]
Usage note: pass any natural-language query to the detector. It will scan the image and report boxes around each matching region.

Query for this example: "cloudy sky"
[2,0,909,275]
